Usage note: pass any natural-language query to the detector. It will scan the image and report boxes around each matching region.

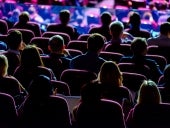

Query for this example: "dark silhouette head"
[19,11,30,24]
[100,11,112,26]
[87,33,105,53]
[131,37,148,56]
[7,30,22,50]
[129,12,141,28]
[59,10,70,25]
[160,22,170,36]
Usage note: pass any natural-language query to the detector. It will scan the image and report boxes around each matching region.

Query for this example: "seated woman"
[13,45,56,91]
[96,61,134,117]
[126,80,170,128]
[0,54,27,107]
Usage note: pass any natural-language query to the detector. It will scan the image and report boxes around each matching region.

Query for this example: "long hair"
[98,61,123,87]
[137,80,162,104]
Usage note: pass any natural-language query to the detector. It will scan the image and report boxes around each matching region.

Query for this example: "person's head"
[98,61,123,87]
[0,55,8,77]
[21,45,44,68]
[137,80,161,104]
[19,11,30,24]
[160,22,170,37]
[129,12,141,27]
[109,21,124,39]
[7,30,23,50]
[163,64,170,83]
[131,37,148,56]
[48,35,65,53]
[80,81,101,103]
[87,33,105,53]
[59,9,70,25]
[167,17,170,22]
[100,11,112,26]
[28,75,53,98]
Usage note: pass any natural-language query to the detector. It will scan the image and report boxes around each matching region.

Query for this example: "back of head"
[48,35,64,52]
[160,22,170,36]
[163,64,170,83]
[0,55,8,77]
[87,33,105,52]
[109,21,124,38]
[131,37,147,55]
[19,11,30,24]
[28,75,53,98]
[21,45,43,68]
[129,12,141,27]
[80,81,101,103]
[101,11,112,26]
[98,61,122,86]
[7,30,22,50]
[59,10,70,25]
[137,80,161,104]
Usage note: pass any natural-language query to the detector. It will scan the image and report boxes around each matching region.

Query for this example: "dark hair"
[48,35,64,52]
[163,64,170,83]
[101,11,112,26]
[87,33,105,52]
[160,22,170,35]
[129,12,141,26]
[19,11,30,23]
[28,75,53,97]
[109,21,124,38]
[7,30,22,50]
[131,37,147,55]
[21,45,44,68]
[59,10,70,24]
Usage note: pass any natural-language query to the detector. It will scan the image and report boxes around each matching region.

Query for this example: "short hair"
[98,61,123,86]
[109,21,124,38]
[129,12,141,26]
[101,11,112,25]
[131,37,147,55]
[59,10,70,24]
[160,22,170,35]
[7,30,22,50]
[28,75,53,97]
[48,35,64,52]
[0,55,8,77]
[19,11,30,23]
[87,33,105,52]
[137,80,161,104]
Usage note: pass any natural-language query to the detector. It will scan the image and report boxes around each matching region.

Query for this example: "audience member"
[45,35,71,79]
[13,45,56,90]
[125,11,151,39]
[47,9,79,40]
[13,11,41,37]
[70,33,106,74]
[126,80,170,128]
[4,29,24,75]
[73,81,126,128]
[147,22,170,47]
[120,37,162,82]
[88,11,112,41]
[18,75,71,128]
[96,61,133,117]
[158,64,170,103]
[0,54,27,107]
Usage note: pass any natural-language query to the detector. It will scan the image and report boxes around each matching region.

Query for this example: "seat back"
[77,34,90,41]
[99,51,124,63]
[42,31,71,45]
[67,40,87,53]
[30,37,50,54]
[66,49,83,58]
[8,28,35,44]
[60,69,97,96]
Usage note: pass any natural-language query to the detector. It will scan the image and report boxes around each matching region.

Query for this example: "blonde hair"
[137,80,161,104]
[0,55,8,77]
[98,61,123,86]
